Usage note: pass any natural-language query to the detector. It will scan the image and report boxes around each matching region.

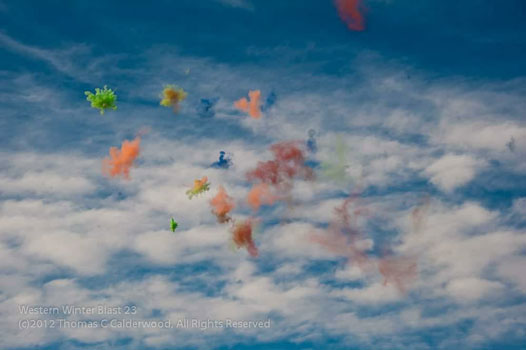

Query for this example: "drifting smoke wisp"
[310,193,417,293]
[310,196,372,269]
[246,141,314,212]
[102,137,141,179]
[247,141,313,187]
[335,0,365,31]
[321,136,350,184]
[378,256,418,294]
[247,183,278,212]
[210,186,236,223]
[232,219,258,257]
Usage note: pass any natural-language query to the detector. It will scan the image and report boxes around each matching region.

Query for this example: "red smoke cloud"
[335,0,365,31]
[210,186,236,223]
[102,137,141,179]
[310,194,417,293]
[234,90,262,119]
[232,219,258,257]
[246,141,313,212]
[247,141,313,188]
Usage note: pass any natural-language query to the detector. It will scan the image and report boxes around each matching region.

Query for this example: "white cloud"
[512,197,526,216]
[424,154,486,192]
[0,171,95,196]
[23,231,108,275]
[440,122,526,152]
[332,282,403,305]
[262,221,337,259]
[335,264,366,281]
[134,225,230,265]
[446,277,505,302]
[497,256,526,293]
[0,32,127,83]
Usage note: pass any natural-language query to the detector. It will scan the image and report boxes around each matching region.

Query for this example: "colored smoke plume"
[102,137,141,179]
[321,136,350,184]
[186,176,210,199]
[232,219,258,257]
[210,186,236,223]
[335,0,365,31]
[247,141,314,189]
[211,151,233,169]
[234,90,261,119]
[246,141,314,212]
[378,256,418,293]
[310,196,371,268]
[160,85,187,113]
[247,183,278,211]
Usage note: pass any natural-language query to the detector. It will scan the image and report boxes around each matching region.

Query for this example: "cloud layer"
[0,22,525,350]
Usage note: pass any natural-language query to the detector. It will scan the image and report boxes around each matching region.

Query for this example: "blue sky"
[1,0,526,349]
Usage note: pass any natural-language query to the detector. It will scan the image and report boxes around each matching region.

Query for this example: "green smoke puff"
[85,85,117,115]
[170,218,179,232]
[321,136,349,183]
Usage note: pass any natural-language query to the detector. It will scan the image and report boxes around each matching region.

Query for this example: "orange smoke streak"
[234,90,261,119]
[247,183,278,212]
[335,0,365,31]
[232,219,258,257]
[102,137,141,179]
[210,186,236,223]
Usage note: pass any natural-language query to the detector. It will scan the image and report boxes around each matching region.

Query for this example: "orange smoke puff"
[247,183,278,212]
[232,219,258,257]
[210,186,236,223]
[102,137,141,179]
[378,256,418,293]
[234,90,261,119]
[335,0,365,31]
